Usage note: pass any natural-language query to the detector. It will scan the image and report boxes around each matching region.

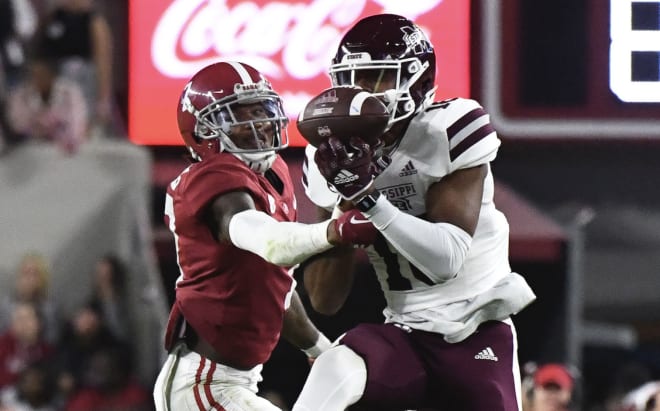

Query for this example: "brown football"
[296,86,389,147]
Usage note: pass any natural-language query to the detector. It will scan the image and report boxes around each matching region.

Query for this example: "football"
[296,86,389,147]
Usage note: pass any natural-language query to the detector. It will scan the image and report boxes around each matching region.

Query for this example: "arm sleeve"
[364,196,472,282]
[228,209,334,266]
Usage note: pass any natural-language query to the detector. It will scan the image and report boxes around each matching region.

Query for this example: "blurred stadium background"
[2,0,659,408]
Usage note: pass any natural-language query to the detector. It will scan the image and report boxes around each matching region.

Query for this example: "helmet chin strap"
[382,89,399,110]
[382,88,415,128]
[380,58,430,127]
[188,146,202,162]
[220,133,277,173]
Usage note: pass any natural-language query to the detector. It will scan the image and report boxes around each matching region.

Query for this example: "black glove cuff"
[355,190,381,212]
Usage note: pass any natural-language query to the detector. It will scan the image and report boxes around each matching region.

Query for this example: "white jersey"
[303,97,535,342]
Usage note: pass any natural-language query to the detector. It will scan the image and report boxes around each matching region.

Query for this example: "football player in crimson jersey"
[293,14,537,411]
[152,61,378,411]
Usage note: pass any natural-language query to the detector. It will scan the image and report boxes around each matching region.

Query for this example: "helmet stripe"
[227,61,254,84]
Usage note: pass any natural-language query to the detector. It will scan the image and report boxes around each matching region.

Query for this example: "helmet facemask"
[192,81,289,172]
[328,14,437,130]
[330,54,435,129]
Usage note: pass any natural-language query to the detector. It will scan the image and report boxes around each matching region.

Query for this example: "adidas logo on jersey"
[399,160,418,177]
[333,169,359,185]
[474,347,498,361]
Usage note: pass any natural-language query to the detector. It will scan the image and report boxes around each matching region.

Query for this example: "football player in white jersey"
[293,14,537,411]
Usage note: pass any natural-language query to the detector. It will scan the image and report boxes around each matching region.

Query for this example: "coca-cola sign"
[128,0,470,146]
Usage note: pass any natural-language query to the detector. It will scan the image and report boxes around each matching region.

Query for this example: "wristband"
[355,190,381,212]
[302,333,332,358]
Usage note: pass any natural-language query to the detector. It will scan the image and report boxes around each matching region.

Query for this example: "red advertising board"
[128,0,470,146]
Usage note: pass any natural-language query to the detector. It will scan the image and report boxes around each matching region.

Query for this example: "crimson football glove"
[333,209,378,246]
[314,136,374,201]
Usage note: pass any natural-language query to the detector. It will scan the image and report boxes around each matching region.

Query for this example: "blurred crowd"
[2,1,659,411]
[0,251,153,411]
[0,0,124,156]
[520,361,660,411]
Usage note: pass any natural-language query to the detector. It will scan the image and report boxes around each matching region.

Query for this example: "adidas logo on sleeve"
[399,160,418,177]
[474,347,499,361]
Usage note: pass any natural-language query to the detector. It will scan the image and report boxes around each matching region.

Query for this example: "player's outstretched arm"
[209,190,376,267]
[209,190,331,266]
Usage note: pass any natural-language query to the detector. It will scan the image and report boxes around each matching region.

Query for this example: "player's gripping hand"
[371,153,392,178]
[314,136,374,201]
[369,139,392,178]
[328,209,378,246]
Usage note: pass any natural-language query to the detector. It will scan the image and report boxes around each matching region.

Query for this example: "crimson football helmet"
[329,14,436,127]
[177,61,289,172]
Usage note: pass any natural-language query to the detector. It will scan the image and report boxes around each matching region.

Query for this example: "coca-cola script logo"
[153,0,442,78]
[129,0,467,146]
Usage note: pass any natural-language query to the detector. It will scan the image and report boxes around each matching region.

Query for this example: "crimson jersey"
[163,153,297,369]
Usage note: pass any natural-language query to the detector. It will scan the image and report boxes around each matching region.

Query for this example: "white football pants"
[153,344,281,411]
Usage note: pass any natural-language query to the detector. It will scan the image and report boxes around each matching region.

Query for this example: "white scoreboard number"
[482,0,660,139]
[610,0,660,102]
